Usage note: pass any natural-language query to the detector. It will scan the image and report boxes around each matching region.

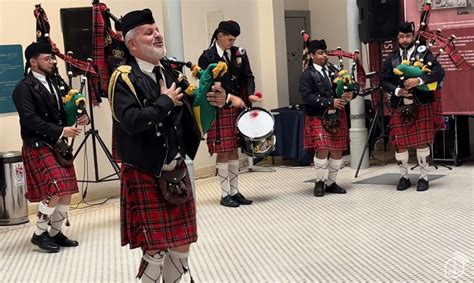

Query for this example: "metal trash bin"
[0,151,29,225]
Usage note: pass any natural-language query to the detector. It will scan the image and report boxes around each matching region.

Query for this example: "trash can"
[0,151,29,225]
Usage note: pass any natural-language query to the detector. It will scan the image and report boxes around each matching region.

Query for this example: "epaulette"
[108,65,142,122]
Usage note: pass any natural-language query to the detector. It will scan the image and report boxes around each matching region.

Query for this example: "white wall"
[308,0,349,66]
[284,0,309,10]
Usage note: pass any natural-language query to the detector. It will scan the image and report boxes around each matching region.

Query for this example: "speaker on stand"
[357,0,400,43]
[60,7,93,76]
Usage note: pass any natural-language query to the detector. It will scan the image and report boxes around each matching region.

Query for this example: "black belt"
[23,139,47,148]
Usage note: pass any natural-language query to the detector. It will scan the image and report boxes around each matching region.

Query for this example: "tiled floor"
[0,161,473,282]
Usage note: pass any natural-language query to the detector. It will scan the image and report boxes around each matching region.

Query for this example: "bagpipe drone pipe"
[393,1,472,92]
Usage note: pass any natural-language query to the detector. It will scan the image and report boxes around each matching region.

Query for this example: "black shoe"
[397,177,411,191]
[230,192,253,205]
[31,232,60,253]
[314,181,325,197]
[51,232,79,247]
[416,178,429,192]
[220,195,240,207]
[325,182,347,194]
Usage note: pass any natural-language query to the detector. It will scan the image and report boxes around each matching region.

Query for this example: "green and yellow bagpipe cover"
[184,61,228,136]
[63,89,86,126]
[333,69,356,98]
[393,60,437,92]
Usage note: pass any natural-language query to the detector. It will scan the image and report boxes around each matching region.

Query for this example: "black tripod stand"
[354,86,388,178]
[73,82,120,183]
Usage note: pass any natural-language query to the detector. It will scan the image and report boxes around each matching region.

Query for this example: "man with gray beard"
[109,9,228,282]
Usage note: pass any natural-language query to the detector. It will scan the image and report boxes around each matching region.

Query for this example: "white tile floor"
[0,161,473,282]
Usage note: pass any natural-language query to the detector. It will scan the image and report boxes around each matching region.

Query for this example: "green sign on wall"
[0,45,24,114]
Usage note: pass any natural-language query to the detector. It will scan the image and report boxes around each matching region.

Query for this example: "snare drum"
[236,107,276,157]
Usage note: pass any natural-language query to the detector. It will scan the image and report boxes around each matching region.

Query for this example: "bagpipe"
[301,30,366,90]
[34,4,101,104]
[34,4,90,126]
[301,31,365,133]
[34,4,93,166]
[188,62,228,136]
[331,47,360,101]
[35,1,135,106]
[159,57,229,136]
[393,1,472,92]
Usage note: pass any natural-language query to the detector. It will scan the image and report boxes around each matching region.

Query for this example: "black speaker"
[60,7,92,76]
[433,116,471,165]
[357,0,400,42]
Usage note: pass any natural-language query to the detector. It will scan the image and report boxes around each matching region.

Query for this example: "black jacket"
[298,64,338,117]
[112,57,201,176]
[198,44,255,106]
[12,72,66,147]
[381,49,445,109]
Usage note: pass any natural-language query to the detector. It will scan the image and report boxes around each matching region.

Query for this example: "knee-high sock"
[49,204,69,237]
[34,201,55,236]
[228,159,239,196]
[216,163,229,198]
[163,250,192,283]
[326,158,342,186]
[314,157,328,183]
[395,151,409,179]
[141,251,167,283]
[417,147,430,181]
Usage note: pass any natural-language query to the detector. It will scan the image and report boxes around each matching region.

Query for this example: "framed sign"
[0,45,24,114]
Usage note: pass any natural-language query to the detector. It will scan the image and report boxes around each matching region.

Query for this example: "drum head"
[237,108,274,139]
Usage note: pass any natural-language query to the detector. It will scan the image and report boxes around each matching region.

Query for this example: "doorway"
[285,11,310,106]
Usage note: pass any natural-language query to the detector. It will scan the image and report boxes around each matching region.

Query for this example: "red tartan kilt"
[120,164,197,251]
[432,90,444,131]
[22,146,78,202]
[389,104,435,149]
[303,111,349,151]
[206,107,241,155]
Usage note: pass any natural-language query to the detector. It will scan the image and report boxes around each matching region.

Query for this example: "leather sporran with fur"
[322,111,342,134]
[158,161,192,204]
[53,139,74,168]
[398,104,419,123]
